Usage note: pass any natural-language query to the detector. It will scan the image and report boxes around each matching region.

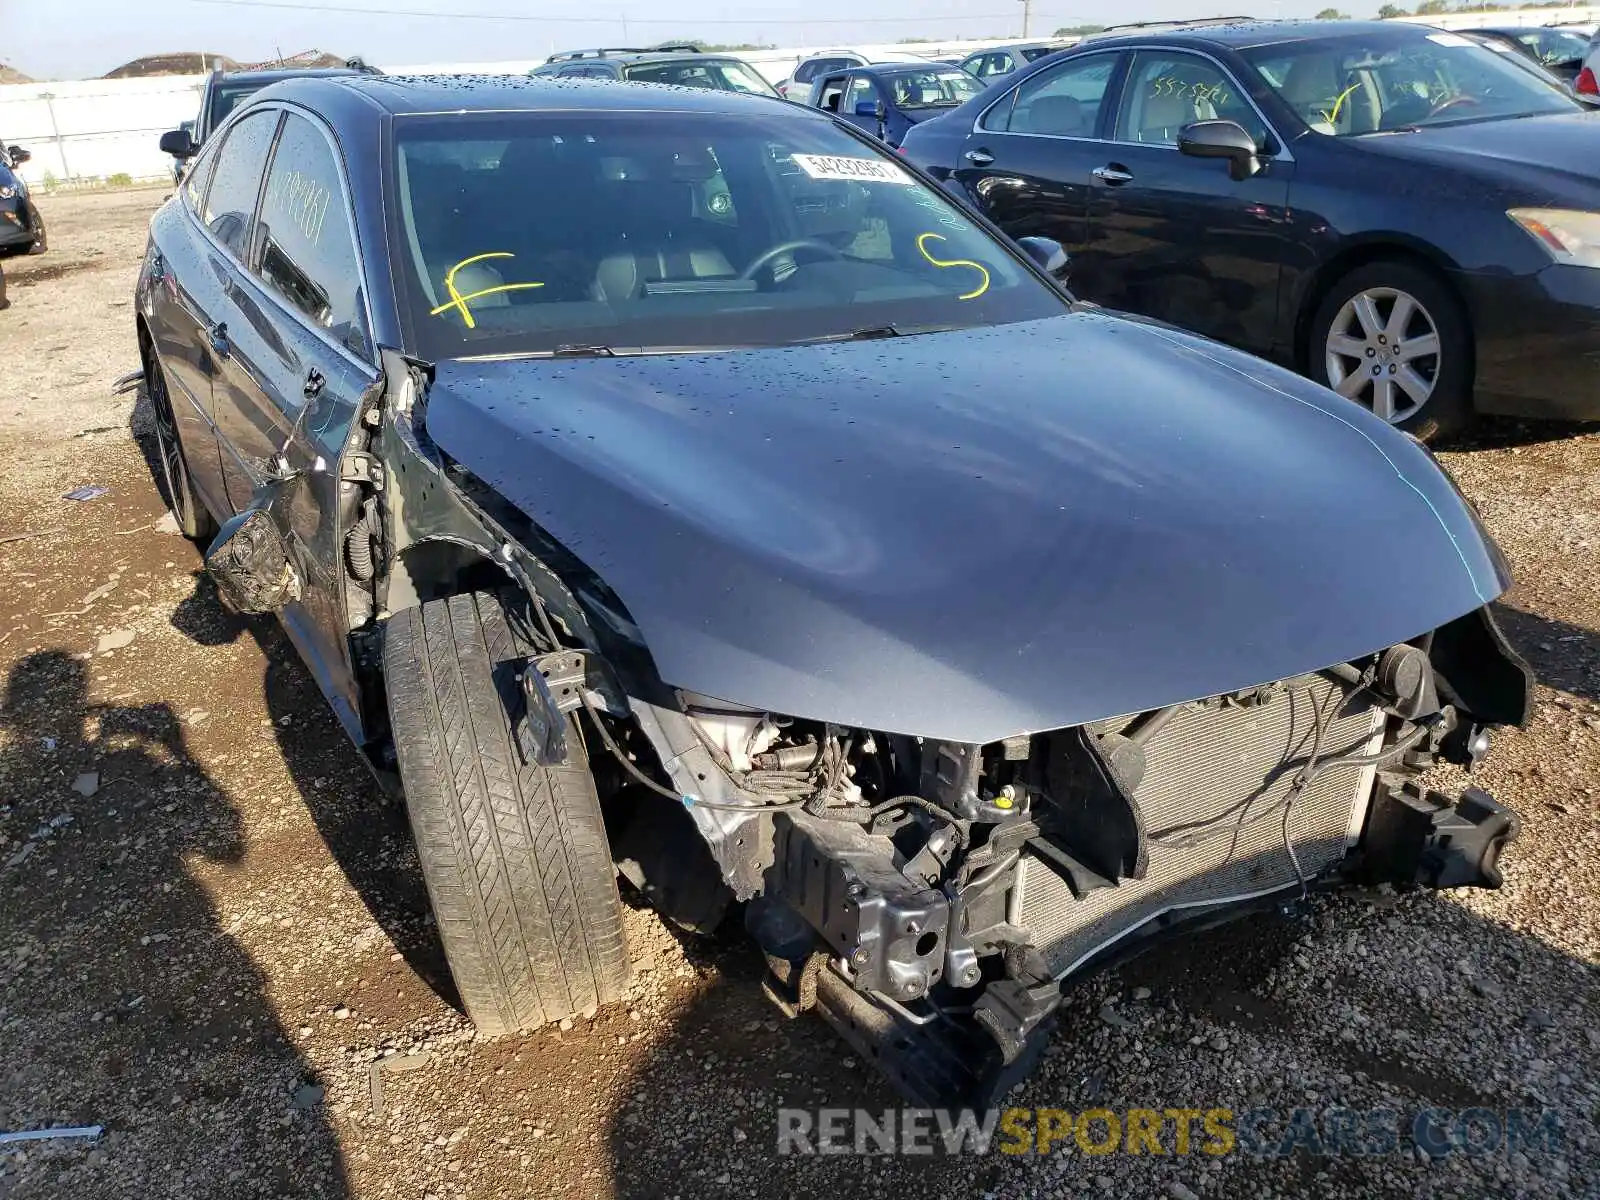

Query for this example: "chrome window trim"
[186,98,380,375]
[971,44,1294,164]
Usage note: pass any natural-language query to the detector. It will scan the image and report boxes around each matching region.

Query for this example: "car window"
[254,112,370,358]
[560,64,614,78]
[201,108,279,259]
[983,52,1117,135]
[817,74,848,112]
[389,110,1064,361]
[181,137,221,213]
[1246,27,1581,136]
[888,69,983,109]
[1115,51,1267,149]
[207,79,269,135]
[1516,28,1589,64]
[1021,46,1057,63]
[844,74,881,113]
[626,60,776,95]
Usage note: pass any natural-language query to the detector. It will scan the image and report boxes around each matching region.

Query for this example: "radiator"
[1017,679,1386,979]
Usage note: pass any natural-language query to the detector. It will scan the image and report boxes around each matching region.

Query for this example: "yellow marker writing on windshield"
[916,232,990,300]
[1320,83,1361,128]
[430,251,545,329]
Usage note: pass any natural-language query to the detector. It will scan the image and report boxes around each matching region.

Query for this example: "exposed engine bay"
[597,614,1528,1107]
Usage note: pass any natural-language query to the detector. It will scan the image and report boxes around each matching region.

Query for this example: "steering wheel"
[1427,94,1480,117]
[739,239,845,280]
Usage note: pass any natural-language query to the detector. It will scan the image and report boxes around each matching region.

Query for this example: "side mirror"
[159,128,197,159]
[204,506,300,614]
[7,145,29,165]
[1177,119,1261,181]
[854,99,879,118]
[1016,235,1070,278]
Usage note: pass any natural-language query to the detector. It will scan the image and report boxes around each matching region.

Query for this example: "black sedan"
[901,19,1600,438]
[136,73,1526,1106]
[0,141,45,259]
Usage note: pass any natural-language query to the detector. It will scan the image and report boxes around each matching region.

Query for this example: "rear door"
[148,109,283,518]
[209,107,380,736]
[953,50,1125,260]
[1080,48,1293,355]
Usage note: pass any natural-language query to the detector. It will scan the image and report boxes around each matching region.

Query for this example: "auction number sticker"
[791,154,914,184]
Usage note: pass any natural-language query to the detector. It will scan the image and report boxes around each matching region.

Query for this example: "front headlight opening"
[1508,208,1600,268]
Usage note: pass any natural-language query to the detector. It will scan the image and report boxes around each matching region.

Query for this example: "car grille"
[1018,678,1385,979]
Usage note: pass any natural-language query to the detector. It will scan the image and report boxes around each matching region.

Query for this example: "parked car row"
[136,65,1530,1111]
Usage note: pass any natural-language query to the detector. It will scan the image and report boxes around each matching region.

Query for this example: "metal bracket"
[341,451,384,490]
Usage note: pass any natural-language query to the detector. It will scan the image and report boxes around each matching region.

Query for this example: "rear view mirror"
[7,145,29,165]
[159,128,196,159]
[205,506,300,614]
[1016,236,1070,278]
[1178,119,1261,181]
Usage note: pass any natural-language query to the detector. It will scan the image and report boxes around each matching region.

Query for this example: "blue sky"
[6,0,1339,78]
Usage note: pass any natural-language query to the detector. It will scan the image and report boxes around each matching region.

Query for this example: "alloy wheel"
[1323,286,1442,424]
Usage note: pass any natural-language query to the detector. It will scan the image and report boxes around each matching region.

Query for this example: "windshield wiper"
[553,343,616,357]
[812,323,964,343]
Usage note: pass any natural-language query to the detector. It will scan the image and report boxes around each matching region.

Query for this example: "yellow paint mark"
[916,232,990,300]
[1320,83,1361,128]
[429,251,544,329]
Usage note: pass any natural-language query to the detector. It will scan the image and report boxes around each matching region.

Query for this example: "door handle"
[208,322,230,356]
[303,368,325,400]
[964,148,995,166]
[1092,165,1134,185]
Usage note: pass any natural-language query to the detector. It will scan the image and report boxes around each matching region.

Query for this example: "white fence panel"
[0,75,204,184]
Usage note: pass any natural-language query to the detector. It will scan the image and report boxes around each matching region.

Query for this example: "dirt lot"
[1,189,1598,1200]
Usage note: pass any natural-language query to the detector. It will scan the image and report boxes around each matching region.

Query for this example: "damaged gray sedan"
[135,73,1530,1106]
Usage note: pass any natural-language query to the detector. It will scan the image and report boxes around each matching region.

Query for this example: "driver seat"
[591,180,736,301]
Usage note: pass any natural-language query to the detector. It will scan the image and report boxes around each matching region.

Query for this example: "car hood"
[425,312,1507,742]
[1352,110,1600,196]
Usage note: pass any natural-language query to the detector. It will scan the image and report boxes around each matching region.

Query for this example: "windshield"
[624,60,778,96]
[887,69,983,108]
[1245,27,1583,136]
[390,111,1061,360]
[1511,28,1590,64]
[208,80,270,129]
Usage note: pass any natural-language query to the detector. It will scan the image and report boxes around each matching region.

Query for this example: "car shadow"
[128,386,462,1017]
[1492,602,1600,705]
[1439,413,1600,452]
[0,649,350,1197]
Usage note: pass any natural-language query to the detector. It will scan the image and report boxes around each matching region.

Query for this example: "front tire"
[1308,260,1473,442]
[383,590,630,1035]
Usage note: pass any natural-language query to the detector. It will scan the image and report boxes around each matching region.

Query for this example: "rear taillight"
[1577,66,1599,95]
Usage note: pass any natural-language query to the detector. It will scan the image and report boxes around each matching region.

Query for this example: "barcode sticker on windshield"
[791,154,914,184]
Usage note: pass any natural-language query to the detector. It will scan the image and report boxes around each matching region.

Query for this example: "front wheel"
[1308,260,1473,442]
[383,590,631,1035]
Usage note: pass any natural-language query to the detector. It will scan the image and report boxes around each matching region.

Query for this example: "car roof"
[541,44,731,64]
[262,72,806,118]
[1082,18,1412,50]
[850,62,967,77]
[214,66,372,86]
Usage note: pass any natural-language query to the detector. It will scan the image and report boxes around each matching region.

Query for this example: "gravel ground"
[1,189,1598,1200]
